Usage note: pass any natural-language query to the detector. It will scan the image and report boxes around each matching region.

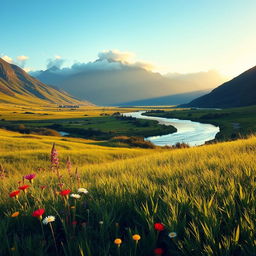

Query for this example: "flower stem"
[49,222,58,256]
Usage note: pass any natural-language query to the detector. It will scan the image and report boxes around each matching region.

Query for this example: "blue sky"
[2,0,256,77]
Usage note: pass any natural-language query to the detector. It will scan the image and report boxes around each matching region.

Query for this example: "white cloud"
[55,55,62,59]
[98,49,134,63]
[47,55,65,69]
[23,67,33,73]
[97,50,154,71]
[17,55,29,61]
[2,55,13,63]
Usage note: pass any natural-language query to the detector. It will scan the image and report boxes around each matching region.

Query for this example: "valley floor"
[0,126,255,255]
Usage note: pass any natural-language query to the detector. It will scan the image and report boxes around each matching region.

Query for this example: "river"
[123,111,220,146]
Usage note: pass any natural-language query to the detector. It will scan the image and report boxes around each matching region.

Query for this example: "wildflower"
[66,156,72,174]
[24,174,36,183]
[78,188,88,194]
[168,232,177,238]
[41,185,47,190]
[32,209,45,219]
[18,184,30,191]
[72,220,78,225]
[10,247,15,251]
[51,143,59,167]
[60,189,71,197]
[70,206,76,209]
[70,193,81,199]
[154,248,164,255]
[132,234,141,241]
[154,222,165,231]
[99,221,104,225]
[11,212,19,218]
[58,183,64,188]
[42,216,55,225]
[114,238,122,247]
[9,190,20,198]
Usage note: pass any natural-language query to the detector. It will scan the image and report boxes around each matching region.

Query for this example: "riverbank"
[124,111,219,146]
[143,105,256,141]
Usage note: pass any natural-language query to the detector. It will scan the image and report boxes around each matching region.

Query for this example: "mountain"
[33,62,226,105]
[114,90,211,106]
[0,58,91,105]
[182,66,256,108]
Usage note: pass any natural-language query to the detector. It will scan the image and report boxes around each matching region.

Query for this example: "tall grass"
[0,130,255,255]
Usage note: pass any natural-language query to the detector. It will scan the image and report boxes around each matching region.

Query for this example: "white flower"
[42,216,55,225]
[168,232,177,238]
[99,221,104,225]
[70,193,81,199]
[78,188,88,194]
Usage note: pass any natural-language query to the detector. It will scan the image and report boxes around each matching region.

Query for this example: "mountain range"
[32,59,226,105]
[183,65,256,108]
[0,58,91,105]
[115,90,211,106]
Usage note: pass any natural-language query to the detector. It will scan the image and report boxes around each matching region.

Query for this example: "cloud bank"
[47,55,65,69]
[31,50,155,77]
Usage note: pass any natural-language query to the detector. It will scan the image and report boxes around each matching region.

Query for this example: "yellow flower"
[114,238,122,246]
[132,234,141,241]
[11,212,19,218]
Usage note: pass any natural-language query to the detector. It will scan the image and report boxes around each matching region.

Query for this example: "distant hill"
[33,61,226,105]
[182,66,256,108]
[115,90,211,106]
[0,58,92,106]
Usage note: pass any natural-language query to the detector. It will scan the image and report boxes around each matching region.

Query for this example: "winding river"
[123,111,220,146]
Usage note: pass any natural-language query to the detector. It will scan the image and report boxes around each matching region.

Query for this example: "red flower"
[60,189,71,196]
[9,190,20,198]
[72,220,78,225]
[154,248,164,255]
[32,209,45,219]
[154,222,165,231]
[18,185,30,191]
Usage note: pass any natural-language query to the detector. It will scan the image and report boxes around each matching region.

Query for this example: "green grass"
[144,105,256,141]
[0,114,176,141]
[0,128,255,255]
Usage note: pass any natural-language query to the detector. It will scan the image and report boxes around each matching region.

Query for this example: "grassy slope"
[144,105,256,141]
[0,129,152,173]
[0,128,255,255]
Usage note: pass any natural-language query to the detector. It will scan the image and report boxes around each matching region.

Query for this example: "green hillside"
[183,66,256,108]
[0,58,92,106]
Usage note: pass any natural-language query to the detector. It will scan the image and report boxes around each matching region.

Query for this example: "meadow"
[0,105,176,143]
[0,127,255,255]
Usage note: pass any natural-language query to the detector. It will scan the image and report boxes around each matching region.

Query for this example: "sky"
[1,0,256,78]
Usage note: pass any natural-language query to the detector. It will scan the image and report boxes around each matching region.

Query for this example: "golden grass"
[0,127,255,255]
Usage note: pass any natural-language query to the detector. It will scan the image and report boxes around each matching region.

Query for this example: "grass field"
[144,105,256,141]
[0,127,255,255]
[0,105,176,143]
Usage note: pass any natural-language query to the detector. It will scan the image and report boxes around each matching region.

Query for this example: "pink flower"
[24,174,36,183]
[51,143,59,167]
[66,156,72,174]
